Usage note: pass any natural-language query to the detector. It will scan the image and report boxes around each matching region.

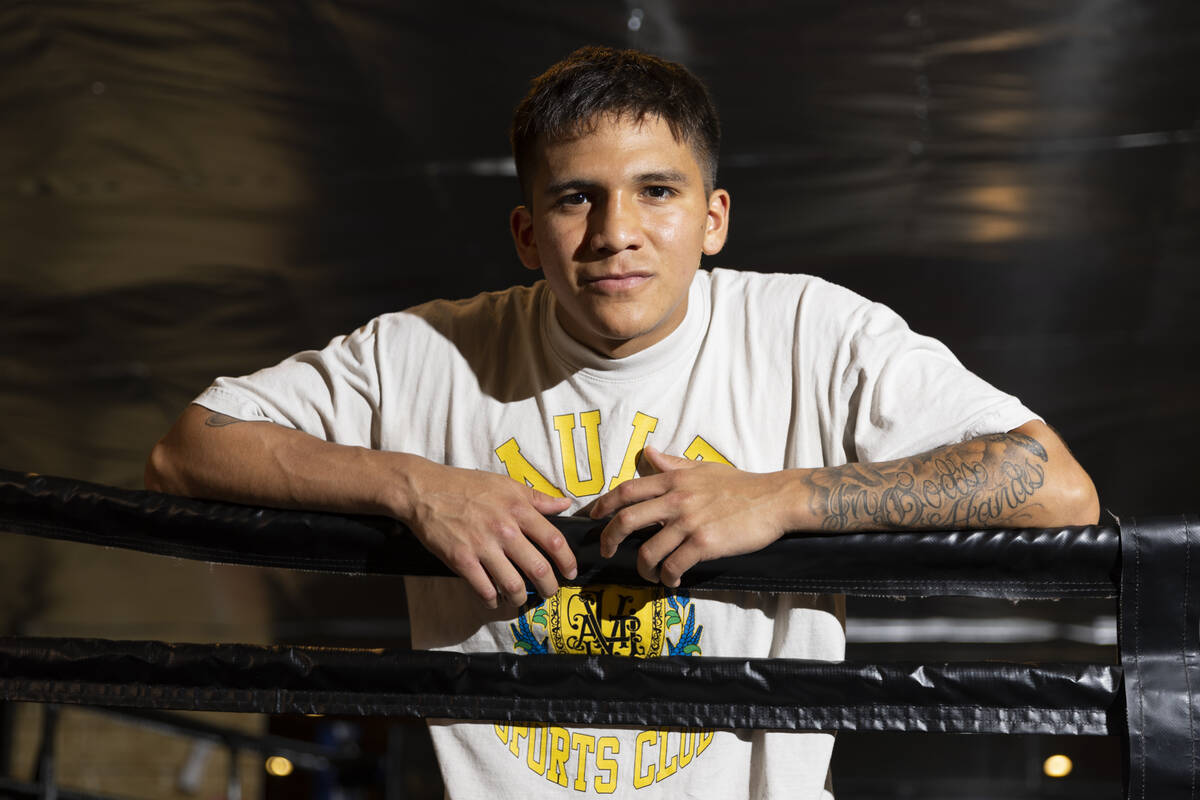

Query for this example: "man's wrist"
[368,450,435,523]
[770,468,820,535]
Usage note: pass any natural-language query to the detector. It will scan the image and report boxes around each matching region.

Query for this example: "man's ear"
[510,205,541,271]
[702,189,731,255]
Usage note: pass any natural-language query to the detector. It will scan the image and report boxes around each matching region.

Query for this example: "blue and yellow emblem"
[510,586,702,658]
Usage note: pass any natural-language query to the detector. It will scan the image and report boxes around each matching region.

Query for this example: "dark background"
[1,1,1197,798]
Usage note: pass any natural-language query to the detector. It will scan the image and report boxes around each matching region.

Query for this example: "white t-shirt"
[195,268,1036,800]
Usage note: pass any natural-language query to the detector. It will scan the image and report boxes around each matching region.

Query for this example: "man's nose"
[589,194,642,253]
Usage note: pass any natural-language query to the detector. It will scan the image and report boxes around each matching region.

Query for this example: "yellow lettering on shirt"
[553,410,605,496]
[570,732,597,791]
[494,438,565,496]
[608,411,659,490]
[633,729,657,789]
[683,435,733,465]
[526,724,549,776]
[499,722,717,790]
[655,729,678,781]
[546,725,571,787]
[509,725,528,758]
[679,729,696,768]
[594,736,619,794]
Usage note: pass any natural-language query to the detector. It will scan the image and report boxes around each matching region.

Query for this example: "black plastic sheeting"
[0,636,1122,735]
[0,1,1196,518]
[0,468,1121,599]
[1120,516,1200,798]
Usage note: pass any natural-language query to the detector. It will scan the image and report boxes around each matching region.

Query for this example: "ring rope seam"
[1183,515,1196,798]
[1135,517,1145,800]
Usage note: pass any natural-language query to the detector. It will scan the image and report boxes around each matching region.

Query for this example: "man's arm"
[589,419,1099,587]
[146,404,576,607]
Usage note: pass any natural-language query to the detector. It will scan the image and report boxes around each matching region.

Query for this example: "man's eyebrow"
[544,178,600,196]
[636,170,690,185]
[543,170,692,196]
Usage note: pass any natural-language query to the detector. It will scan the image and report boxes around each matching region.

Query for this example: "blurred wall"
[2,0,1196,510]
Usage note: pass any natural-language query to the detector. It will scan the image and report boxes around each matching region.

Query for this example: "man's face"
[511,114,730,358]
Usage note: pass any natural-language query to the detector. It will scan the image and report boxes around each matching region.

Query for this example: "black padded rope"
[1120,516,1200,798]
[0,637,1121,734]
[0,469,1119,599]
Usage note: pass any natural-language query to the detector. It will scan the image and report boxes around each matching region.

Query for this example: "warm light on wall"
[1043,754,1073,778]
[265,755,294,777]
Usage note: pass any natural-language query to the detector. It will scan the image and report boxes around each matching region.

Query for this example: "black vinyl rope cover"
[0,637,1120,735]
[1119,516,1200,799]
[0,468,1119,599]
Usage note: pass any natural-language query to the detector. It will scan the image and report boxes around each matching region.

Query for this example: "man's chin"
[582,322,668,358]
[557,305,675,357]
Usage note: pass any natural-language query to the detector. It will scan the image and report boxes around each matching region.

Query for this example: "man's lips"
[581,272,652,293]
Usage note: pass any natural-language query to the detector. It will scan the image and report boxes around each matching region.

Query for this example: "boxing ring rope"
[0,469,1120,598]
[0,638,1121,734]
[0,468,1196,798]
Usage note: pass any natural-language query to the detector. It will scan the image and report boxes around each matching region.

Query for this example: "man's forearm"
[591,420,1098,587]
[145,404,412,517]
[147,404,578,605]
[785,420,1099,532]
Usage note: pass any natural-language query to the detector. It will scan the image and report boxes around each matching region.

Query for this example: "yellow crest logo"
[510,586,702,658]
[546,586,666,658]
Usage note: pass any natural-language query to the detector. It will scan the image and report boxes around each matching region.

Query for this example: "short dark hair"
[510,46,721,201]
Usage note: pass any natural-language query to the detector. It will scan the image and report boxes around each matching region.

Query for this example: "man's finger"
[589,472,671,519]
[640,446,700,474]
[504,524,567,598]
[526,488,572,515]
[518,506,578,581]
[658,539,704,588]
[636,525,686,583]
[599,494,673,557]
[479,552,530,608]
[456,559,500,609]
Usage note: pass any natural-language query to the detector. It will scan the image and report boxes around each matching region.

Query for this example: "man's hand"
[587,422,1099,587]
[589,447,792,587]
[147,404,577,611]
[397,460,576,609]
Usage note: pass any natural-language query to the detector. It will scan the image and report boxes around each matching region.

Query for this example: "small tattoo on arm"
[204,412,244,428]
[812,432,1050,531]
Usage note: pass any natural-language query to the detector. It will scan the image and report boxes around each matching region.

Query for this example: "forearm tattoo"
[203,412,244,428]
[810,432,1049,531]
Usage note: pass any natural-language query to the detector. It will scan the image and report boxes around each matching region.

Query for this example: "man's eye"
[558,192,588,206]
[644,186,675,199]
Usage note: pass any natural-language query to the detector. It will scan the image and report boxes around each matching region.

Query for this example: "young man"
[147,46,1098,799]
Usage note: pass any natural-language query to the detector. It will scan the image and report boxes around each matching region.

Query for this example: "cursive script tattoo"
[204,412,244,428]
[812,432,1049,531]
